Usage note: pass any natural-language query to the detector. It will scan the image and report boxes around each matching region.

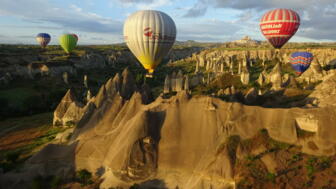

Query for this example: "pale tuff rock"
[105,73,121,96]
[121,68,136,99]
[269,63,282,90]
[220,62,224,73]
[163,74,171,93]
[225,88,231,95]
[176,70,184,92]
[86,90,92,102]
[55,128,75,143]
[238,61,242,74]
[296,115,319,132]
[94,85,107,108]
[206,59,211,71]
[257,71,266,87]
[195,60,199,73]
[4,71,336,189]
[163,70,191,93]
[282,74,290,86]
[299,60,324,83]
[199,54,206,67]
[240,67,250,85]
[244,88,258,104]
[217,89,224,96]
[171,71,177,91]
[229,61,234,75]
[283,75,299,88]
[307,72,336,107]
[282,53,290,63]
[53,89,78,126]
[230,86,236,95]
[53,68,143,127]
[242,56,248,68]
[184,75,190,91]
[84,75,88,88]
[207,72,211,84]
[62,72,69,85]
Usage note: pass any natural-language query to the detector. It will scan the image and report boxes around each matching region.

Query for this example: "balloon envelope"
[260,9,300,49]
[36,33,51,48]
[71,34,78,42]
[290,52,313,75]
[59,34,77,54]
[123,10,176,77]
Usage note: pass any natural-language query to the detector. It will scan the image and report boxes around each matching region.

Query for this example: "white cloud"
[0,0,122,34]
[115,0,173,9]
[184,0,336,41]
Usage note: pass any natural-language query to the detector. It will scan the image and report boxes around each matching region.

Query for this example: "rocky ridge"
[2,69,336,189]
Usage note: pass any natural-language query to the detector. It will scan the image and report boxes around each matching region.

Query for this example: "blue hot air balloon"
[290,52,313,75]
[36,33,51,48]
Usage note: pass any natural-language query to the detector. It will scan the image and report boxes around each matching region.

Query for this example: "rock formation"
[240,67,250,85]
[83,75,88,88]
[244,87,258,104]
[307,72,336,107]
[3,71,336,189]
[163,70,191,93]
[257,70,267,86]
[269,63,282,90]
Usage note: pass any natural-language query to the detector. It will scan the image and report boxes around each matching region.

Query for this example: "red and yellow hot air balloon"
[260,9,300,49]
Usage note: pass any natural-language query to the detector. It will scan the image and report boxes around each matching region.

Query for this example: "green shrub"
[5,151,21,163]
[31,175,61,189]
[76,169,93,186]
[129,184,141,189]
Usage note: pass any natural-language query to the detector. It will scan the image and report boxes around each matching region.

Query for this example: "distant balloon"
[260,9,300,49]
[36,33,51,48]
[123,10,176,77]
[59,34,77,54]
[290,52,313,75]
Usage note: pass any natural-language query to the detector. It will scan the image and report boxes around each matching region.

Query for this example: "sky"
[0,0,335,44]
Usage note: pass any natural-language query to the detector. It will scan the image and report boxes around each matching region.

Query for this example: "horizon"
[0,0,335,45]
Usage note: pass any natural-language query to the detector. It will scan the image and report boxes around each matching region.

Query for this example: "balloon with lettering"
[290,52,313,75]
[36,33,51,48]
[123,10,176,77]
[260,9,300,49]
[59,34,77,54]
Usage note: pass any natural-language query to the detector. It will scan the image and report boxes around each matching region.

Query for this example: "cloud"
[177,19,242,42]
[184,0,336,41]
[0,0,123,34]
[115,0,172,9]
[183,0,208,17]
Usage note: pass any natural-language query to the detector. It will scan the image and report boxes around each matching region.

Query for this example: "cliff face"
[2,71,336,189]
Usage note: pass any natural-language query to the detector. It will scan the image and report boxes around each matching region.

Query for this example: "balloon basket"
[145,73,153,78]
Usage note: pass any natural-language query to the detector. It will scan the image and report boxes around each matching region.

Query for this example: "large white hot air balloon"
[124,10,177,77]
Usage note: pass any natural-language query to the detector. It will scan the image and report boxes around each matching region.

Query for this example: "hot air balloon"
[59,34,77,54]
[290,52,313,75]
[71,34,78,43]
[124,10,177,77]
[260,9,300,49]
[36,33,51,48]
